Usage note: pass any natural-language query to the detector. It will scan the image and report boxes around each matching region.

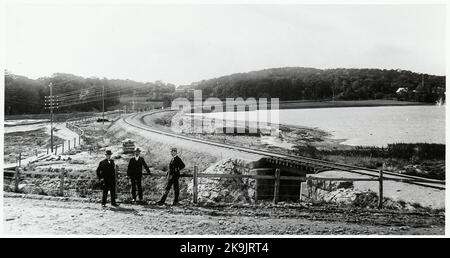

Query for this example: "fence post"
[254,175,259,203]
[74,137,77,147]
[18,152,22,167]
[14,167,20,192]
[55,145,58,155]
[68,140,71,150]
[273,168,280,204]
[298,179,303,203]
[59,168,65,196]
[193,166,198,204]
[62,141,65,154]
[47,147,49,155]
[78,136,81,146]
[378,169,384,209]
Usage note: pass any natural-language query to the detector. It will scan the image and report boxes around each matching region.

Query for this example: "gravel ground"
[3,193,444,235]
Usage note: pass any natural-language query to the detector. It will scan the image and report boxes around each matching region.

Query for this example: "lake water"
[204,105,445,147]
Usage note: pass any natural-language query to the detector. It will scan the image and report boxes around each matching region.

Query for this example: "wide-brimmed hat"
[134,148,141,153]
[105,150,112,155]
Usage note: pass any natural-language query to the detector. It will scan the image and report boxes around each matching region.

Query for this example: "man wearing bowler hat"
[127,147,151,203]
[156,147,185,206]
[96,150,118,207]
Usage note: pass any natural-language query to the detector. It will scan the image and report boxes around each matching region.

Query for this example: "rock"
[195,220,210,227]
[308,186,360,205]
[3,184,14,192]
[18,184,44,194]
[187,158,255,204]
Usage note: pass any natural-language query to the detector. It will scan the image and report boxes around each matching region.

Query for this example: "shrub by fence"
[297,143,445,161]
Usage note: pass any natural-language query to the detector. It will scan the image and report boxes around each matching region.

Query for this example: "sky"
[4,3,446,85]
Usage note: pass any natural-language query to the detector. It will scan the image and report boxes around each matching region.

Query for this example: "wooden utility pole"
[45,83,59,153]
[132,90,136,112]
[102,85,105,125]
[50,83,54,152]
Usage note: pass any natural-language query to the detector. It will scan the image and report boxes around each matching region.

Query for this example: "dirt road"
[3,193,444,235]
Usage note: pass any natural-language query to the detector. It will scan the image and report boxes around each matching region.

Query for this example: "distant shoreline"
[195,99,434,113]
[4,100,436,120]
[277,100,433,110]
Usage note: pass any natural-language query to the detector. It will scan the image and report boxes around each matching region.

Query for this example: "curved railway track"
[123,110,445,190]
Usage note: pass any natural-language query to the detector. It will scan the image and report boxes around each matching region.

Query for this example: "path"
[3,194,444,235]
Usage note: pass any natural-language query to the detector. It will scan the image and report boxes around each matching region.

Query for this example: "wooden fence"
[5,165,436,209]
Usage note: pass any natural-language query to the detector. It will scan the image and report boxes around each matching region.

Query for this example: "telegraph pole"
[45,83,58,153]
[50,83,54,152]
[132,89,136,112]
[102,85,105,125]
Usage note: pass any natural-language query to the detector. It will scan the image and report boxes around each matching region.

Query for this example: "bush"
[387,143,445,160]
[154,117,171,127]
[293,144,319,159]
[352,191,379,209]
[337,181,354,189]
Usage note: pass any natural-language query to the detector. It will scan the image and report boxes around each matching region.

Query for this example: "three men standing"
[126,148,151,203]
[96,150,118,207]
[156,148,185,206]
[97,147,185,207]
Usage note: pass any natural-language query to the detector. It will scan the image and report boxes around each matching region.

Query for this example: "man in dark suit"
[96,150,118,207]
[156,147,185,206]
[127,148,150,203]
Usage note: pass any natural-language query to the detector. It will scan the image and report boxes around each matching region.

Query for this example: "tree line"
[5,67,446,115]
[4,72,175,115]
[191,67,445,102]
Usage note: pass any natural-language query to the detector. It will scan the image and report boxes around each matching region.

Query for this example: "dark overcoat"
[96,159,116,182]
[127,156,150,178]
[168,156,185,179]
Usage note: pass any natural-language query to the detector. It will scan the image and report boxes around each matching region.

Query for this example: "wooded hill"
[4,67,446,115]
[190,67,445,102]
[4,72,175,115]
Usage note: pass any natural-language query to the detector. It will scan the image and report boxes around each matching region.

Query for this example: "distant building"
[174,85,195,98]
[396,87,408,94]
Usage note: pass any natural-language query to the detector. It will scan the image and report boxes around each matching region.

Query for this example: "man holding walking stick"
[156,148,185,206]
[96,150,118,208]
[126,148,151,203]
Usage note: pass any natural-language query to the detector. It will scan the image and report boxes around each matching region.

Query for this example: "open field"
[5,110,122,122]
[3,128,64,164]
[3,193,444,235]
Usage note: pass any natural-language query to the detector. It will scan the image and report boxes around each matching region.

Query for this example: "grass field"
[3,128,65,164]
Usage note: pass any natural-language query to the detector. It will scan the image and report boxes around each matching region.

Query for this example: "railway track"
[123,110,445,190]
